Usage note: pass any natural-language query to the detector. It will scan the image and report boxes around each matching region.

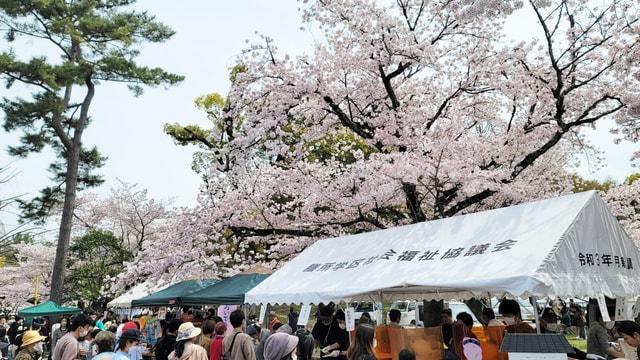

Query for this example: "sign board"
[157,307,167,320]
[596,295,611,322]
[217,305,237,335]
[259,304,267,326]
[346,307,356,332]
[297,305,312,327]
[615,297,626,321]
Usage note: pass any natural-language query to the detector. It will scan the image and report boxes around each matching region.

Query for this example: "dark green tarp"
[180,274,269,305]
[131,279,217,307]
[18,301,81,317]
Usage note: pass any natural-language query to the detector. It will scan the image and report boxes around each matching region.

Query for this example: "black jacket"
[155,334,177,360]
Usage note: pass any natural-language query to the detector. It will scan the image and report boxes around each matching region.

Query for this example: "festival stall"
[18,301,81,319]
[131,279,217,307]
[246,191,640,359]
[180,273,269,305]
[107,281,169,317]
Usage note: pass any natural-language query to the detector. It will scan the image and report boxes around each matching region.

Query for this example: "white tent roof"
[107,281,169,308]
[246,191,640,305]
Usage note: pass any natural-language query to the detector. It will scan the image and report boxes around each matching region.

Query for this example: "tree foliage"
[65,230,132,303]
[0,0,183,301]
[117,0,640,285]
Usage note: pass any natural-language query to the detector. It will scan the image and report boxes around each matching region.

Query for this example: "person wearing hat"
[263,333,298,360]
[311,304,348,360]
[116,330,143,360]
[15,330,45,360]
[246,324,269,360]
[168,322,207,360]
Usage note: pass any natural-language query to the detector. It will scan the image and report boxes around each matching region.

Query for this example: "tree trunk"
[49,144,81,303]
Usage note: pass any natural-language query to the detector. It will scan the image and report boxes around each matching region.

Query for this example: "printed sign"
[217,305,237,335]
[596,295,611,322]
[302,240,519,273]
[259,304,267,326]
[346,307,356,332]
[298,305,312,327]
[157,307,167,320]
[615,297,626,321]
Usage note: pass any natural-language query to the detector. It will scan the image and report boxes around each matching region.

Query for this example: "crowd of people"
[2,298,640,360]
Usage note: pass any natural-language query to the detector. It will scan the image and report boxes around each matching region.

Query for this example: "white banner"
[157,307,167,320]
[346,308,356,331]
[298,305,312,326]
[596,295,611,322]
[615,297,626,321]
[259,304,267,326]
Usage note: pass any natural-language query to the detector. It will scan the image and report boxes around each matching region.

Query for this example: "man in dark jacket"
[154,319,180,360]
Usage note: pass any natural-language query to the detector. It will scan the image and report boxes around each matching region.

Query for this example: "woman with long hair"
[347,324,376,360]
[168,323,207,360]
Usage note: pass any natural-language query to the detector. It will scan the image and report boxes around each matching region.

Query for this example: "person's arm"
[607,348,625,358]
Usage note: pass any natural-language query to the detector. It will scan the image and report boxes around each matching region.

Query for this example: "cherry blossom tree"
[115,0,640,287]
[604,175,640,245]
[0,243,55,309]
[72,180,172,253]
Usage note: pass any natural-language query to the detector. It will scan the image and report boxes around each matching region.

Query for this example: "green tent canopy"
[18,301,81,317]
[180,274,269,305]
[131,279,217,307]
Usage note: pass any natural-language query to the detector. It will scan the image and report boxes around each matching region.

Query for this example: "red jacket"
[210,335,224,360]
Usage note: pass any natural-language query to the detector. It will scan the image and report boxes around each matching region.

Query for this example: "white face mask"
[338,323,346,330]
[503,317,516,326]
[605,321,615,330]
[34,343,43,353]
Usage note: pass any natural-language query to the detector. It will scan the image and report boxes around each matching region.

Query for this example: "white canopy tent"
[107,281,169,309]
[246,191,640,305]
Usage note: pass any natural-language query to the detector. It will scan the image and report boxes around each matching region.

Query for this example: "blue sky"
[0,1,635,232]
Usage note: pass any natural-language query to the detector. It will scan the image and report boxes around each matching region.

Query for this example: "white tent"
[246,191,640,305]
[107,281,169,309]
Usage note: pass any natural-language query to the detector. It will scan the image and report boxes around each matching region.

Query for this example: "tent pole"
[532,296,541,334]
[379,291,385,325]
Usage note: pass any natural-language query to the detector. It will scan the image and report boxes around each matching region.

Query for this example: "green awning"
[18,301,81,317]
[180,274,269,305]
[131,279,217,307]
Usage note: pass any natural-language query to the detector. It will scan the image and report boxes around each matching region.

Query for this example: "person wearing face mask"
[263,333,299,360]
[497,299,535,334]
[315,309,349,360]
[586,307,624,359]
[346,324,376,360]
[52,314,92,360]
[115,330,144,360]
[15,331,46,360]
[311,304,337,360]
